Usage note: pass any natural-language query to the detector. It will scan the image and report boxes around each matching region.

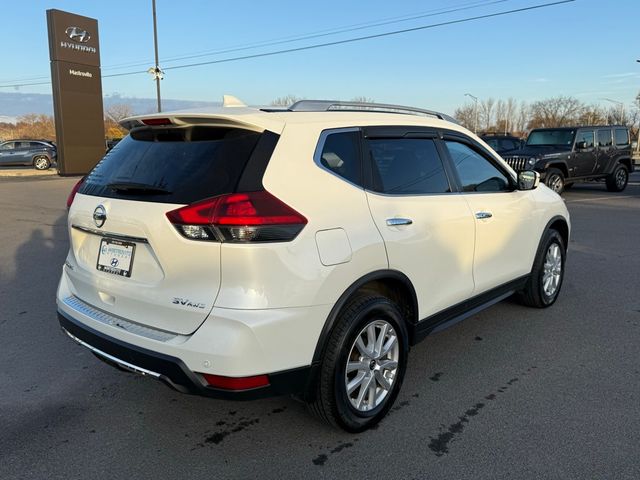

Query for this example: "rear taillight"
[201,373,270,390]
[66,177,85,208]
[166,190,307,243]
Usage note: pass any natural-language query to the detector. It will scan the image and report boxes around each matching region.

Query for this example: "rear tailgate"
[66,124,271,335]
[67,195,220,334]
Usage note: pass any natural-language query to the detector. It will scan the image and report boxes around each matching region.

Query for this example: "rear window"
[79,127,263,204]
[615,129,629,146]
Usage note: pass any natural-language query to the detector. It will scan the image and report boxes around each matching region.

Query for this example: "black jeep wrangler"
[502,126,633,194]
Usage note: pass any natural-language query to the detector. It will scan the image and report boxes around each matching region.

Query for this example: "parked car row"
[0,139,57,170]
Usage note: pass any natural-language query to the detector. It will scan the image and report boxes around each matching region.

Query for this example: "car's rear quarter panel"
[215,122,389,310]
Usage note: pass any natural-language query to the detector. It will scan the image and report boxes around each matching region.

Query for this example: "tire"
[563,182,573,190]
[307,294,409,432]
[518,229,566,308]
[545,168,565,194]
[33,155,51,170]
[605,164,629,192]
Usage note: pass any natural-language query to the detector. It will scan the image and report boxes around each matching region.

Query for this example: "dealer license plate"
[96,238,136,277]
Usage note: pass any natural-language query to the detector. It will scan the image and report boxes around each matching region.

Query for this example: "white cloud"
[602,72,640,79]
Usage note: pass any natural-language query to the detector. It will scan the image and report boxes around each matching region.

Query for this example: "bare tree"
[528,96,584,129]
[351,96,375,103]
[515,101,529,134]
[13,114,55,140]
[453,103,477,131]
[494,99,506,133]
[576,104,607,126]
[505,97,518,133]
[270,95,302,107]
[104,104,133,139]
[105,103,134,123]
[480,98,495,132]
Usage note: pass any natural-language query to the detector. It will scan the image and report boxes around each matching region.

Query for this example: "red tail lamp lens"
[66,177,85,208]
[166,190,307,243]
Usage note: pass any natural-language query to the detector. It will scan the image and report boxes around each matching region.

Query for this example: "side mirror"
[518,170,540,190]
[575,140,588,150]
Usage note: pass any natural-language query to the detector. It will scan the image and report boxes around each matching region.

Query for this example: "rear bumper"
[58,310,312,400]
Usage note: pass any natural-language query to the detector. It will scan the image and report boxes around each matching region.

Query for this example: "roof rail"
[288,100,458,124]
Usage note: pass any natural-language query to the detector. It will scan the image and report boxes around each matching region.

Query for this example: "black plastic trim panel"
[236,130,281,192]
[58,310,311,400]
[410,275,529,344]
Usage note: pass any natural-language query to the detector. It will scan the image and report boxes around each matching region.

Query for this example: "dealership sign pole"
[47,9,105,176]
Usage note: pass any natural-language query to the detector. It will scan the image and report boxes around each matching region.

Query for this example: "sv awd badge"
[172,297,206,309]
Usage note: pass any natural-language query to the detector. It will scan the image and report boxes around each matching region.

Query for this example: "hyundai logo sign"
[65,26,91,43]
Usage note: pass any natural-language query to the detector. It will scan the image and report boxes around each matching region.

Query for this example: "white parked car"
[57,98,570,431]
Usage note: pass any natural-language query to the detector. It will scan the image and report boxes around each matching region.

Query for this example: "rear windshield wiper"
[107,182,172,194]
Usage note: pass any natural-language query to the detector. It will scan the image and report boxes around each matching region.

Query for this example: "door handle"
[386,217,413,226]
[475,211,493,220]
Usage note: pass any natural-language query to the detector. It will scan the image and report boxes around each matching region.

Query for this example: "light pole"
[601,98,624,125]
[635,60,640,154]
[150,0,162,112]
[465,93,479,134]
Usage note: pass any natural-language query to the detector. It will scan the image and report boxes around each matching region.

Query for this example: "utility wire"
[108,0,512,70]
[0,0,574,89]
[0,0,507,84]
[162,0,575,72]
[95,0,511,72]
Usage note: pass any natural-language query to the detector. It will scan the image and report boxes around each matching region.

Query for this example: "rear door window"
[367,138,450,194]
[597,129,613,147]
[79,127,264,204]
[615,129,629,146]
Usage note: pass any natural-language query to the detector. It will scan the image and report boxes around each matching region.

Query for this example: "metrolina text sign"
[47,9,105,176]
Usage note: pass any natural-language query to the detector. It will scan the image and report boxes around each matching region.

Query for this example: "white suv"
[57,99,570,431]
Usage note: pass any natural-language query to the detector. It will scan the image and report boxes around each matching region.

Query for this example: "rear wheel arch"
[618,157,632,172]
[310,270,417,368]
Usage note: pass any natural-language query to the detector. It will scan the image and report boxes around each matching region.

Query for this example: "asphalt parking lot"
[1,172,639,480]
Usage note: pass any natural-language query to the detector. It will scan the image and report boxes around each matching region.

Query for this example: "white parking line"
[565,195,637,203]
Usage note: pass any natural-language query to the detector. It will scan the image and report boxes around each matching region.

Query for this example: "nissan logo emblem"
[93,205,107,228]
[65,26,91,43]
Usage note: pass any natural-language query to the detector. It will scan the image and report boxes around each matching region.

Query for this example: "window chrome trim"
[71,224,149,244]
[312,127,365,190]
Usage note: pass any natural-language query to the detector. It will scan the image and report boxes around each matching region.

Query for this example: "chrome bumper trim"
[63,328,161,378]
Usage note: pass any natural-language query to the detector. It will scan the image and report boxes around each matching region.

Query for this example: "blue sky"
[1,0,639,114]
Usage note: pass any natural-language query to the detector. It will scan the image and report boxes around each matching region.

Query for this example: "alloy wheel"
[344,319,399,412]
[542,243,562,297]
[615,168,627,189]
[548,174,563,193]
[34,157,49,170]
